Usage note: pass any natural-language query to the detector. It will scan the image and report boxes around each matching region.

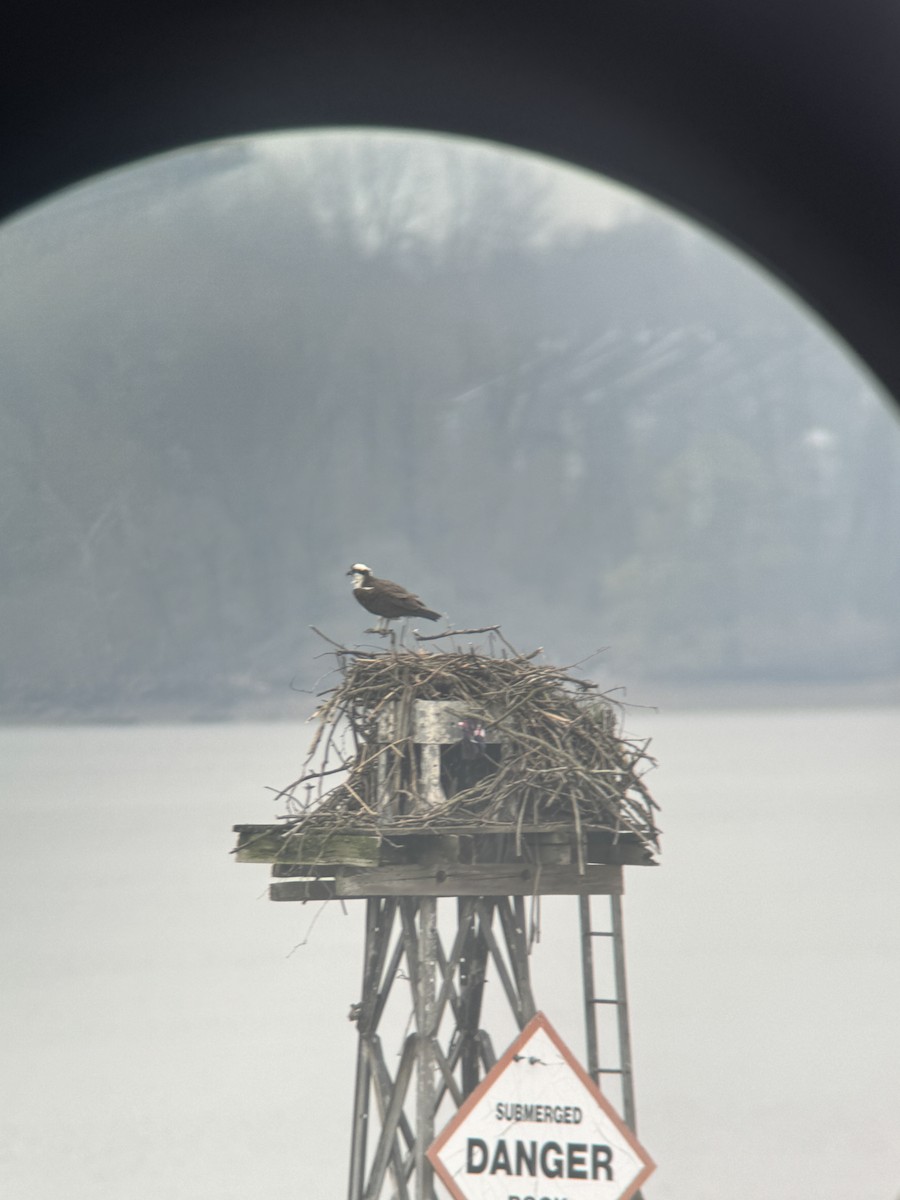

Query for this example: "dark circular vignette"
[5,0,900,409]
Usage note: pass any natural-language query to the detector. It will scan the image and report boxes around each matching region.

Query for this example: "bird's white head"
[347,563,372,587]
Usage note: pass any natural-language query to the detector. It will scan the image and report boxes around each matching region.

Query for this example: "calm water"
[1,711,899,1199]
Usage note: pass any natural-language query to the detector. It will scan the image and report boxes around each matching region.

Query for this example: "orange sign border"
[427,1011,655,1200]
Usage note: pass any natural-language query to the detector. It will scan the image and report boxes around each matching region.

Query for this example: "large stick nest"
[278,642,660,853]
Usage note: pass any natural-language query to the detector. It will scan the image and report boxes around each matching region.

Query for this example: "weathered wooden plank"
[268,836,463,874]
[412,700,472,745]
[532,831,573,866]
[418,742,444,806]
[532,836,655,867]
[345,862,623,897]
[234,826,299,862]
[235,828,382,866]
[363,1034,412,1200]
[499,895,537,1021]
[269,878,341,901]
[396,834,463,865]
[270,862,363,877]
[376,699,509,747]
[270,863,623,900]
[235,824,654,868]
[473,899,525,1024]
[415,898,438,1199]
[584,836,657,866]
[363,1034,417,1200]
[237,819,653,841]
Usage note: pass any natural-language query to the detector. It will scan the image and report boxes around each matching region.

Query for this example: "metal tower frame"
[347,894,538,1200]
[233,667,656,1199]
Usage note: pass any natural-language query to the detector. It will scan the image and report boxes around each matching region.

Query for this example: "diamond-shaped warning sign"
[428,1012,654,1200]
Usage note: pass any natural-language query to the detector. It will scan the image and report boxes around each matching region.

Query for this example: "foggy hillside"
[2,131,899,720]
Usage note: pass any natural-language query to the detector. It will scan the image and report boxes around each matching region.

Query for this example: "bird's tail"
[419,608,441,621]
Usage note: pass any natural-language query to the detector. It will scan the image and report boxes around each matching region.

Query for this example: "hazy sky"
[2,124,898,719]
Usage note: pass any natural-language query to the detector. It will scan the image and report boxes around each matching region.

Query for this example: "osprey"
[347,563,441,623]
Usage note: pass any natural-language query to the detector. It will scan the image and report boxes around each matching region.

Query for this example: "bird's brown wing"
[371,576,438,618]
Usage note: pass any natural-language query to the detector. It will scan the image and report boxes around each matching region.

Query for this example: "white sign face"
[428,1012,654,1200]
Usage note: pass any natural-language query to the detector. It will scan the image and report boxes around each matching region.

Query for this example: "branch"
[413,624,501,642]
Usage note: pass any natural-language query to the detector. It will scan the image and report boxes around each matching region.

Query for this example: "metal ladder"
[579,893,638,1132]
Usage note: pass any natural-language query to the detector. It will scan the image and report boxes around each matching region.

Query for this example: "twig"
[309,626,349,651]
[414,625,501,642]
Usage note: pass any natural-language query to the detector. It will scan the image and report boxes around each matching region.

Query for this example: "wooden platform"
[232,822,656,901]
